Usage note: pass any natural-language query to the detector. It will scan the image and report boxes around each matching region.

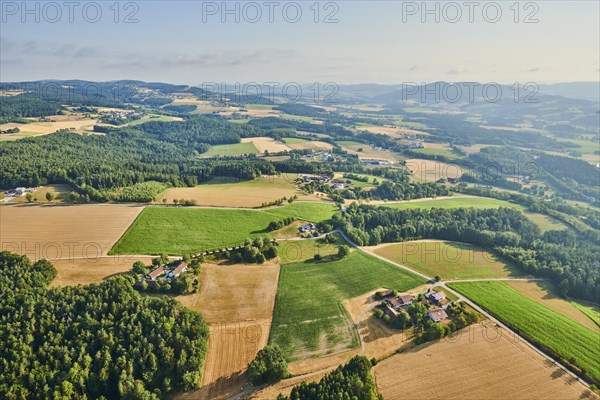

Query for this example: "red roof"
[148,266,165,279]
[430,291,446,301]
[170,262,188,276]
[428,308,448,322]
[399,295,414,304]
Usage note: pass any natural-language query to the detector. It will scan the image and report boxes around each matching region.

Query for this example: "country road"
[336,230,592,389]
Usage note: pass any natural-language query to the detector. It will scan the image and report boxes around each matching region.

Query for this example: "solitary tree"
[338,245,350,258]
[45,192,54,202]
[25,193,33,203]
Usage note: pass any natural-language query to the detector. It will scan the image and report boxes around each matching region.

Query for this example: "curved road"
[337,230,591,389]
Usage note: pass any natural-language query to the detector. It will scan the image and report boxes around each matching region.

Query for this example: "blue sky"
[1,1,599,84]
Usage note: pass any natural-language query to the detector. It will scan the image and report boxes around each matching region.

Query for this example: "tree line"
[337,205,600,302]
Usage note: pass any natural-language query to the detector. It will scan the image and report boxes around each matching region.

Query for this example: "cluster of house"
[300,223,317,233]
[362,159,394,167]
[404,141,425,149]
[303,151,339,162]
[6,187,36,197]
[508,174,531,184]
[300,175,352,190]
[135,262,188,289]
[378,289,449,323]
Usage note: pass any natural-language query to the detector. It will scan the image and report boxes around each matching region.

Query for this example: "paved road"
[337,230,591,389]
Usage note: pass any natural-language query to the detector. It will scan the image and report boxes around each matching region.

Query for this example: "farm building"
[382,305,399,319]
[147,266,165,280]
[167,262,188,279]
[300,223,316,233]
[386,294,415,310]
[427,291,446,303]
[398,294,415,306]
[428,308,448,323]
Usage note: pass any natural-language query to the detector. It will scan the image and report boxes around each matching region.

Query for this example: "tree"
[407,303,428,325]
[45,191,54,202]
[247,345,290,386]
[25,193,33,203]
[132,261,148,276]
[434,275,441,282]
[337,245,350,258]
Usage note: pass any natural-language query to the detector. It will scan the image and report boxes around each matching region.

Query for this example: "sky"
[1,1,599,85]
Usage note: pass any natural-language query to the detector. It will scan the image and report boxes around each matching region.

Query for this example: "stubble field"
[0,204,144,260]
[374,323,596,399]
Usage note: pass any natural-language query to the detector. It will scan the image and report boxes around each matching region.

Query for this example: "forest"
[337,205,600,301]
[277,356,382,400]
[0,252,209,399]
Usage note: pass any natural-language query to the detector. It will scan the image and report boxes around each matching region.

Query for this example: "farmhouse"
[300,223,316,233]
[386,297,403,310]
[398,294,415,306]
[167,262,188,279]
[427,291,446,304]
[428,308,448,323]
[147,266,165,280]
[382,305,399,319]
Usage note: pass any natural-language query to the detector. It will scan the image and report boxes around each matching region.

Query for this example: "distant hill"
[539,82,599,102]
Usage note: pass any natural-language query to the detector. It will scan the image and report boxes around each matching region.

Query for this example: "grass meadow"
[373,240,521,280]
[110,202,337,255]
[380,196,524,210]
[201,142,259,157]
[449,281,600,382]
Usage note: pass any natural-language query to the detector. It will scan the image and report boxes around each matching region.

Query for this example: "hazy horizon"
[2,1,599,84]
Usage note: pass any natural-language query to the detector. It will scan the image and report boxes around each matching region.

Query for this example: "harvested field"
[286,140,334,151]
[374,323,596,400]
[175,262,280,400]
[155,176,318,208]
[506,280,599,331]
[241,137,290,153]
[0,204,143,260]
[404,158,463,183]
[344,289,415,360]
[49,256,151,288]
[0,114,98,139]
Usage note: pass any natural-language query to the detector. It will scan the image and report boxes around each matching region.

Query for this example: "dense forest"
[277,356,382,400]
[0,252,209,399]
[0,129,277,200]
[337,205,600,301]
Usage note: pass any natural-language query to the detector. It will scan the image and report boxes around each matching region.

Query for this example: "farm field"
[523,211,569,232]
[344,288,419,360]
[154,176,319,208]
[270,245,425,360]
[0,114,98,139]
[380,196,524,211]
[241,137,290,153]
[448,281,600,381]
[49,256,151,288]
[200,142,259,157]
[506,280,599,331]
[176,262,279,400]
[571,302,600,328]
[404,158,463,183]
[371,240,522,280]
[374,322,596,400]
[335,140,404,161]
[410,146,464,160]
[0,204,144,260]
[8,184,75,204]
[110,202,337,255]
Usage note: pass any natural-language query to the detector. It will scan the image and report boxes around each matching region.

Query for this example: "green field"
[127,115,178,127]
[410,147,464,160]
[373,240,521,280]
[110,202,337,255]
[201,142,259,157]
[571,302,600,328]
[381,196,524,211]
[281,137,308,145]
[523,212,569,232]
[449,281,600,381]
[270,245,425,360]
